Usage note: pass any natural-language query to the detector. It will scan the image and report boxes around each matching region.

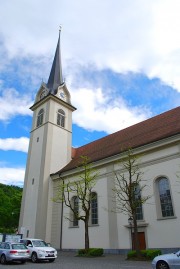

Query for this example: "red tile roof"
[54,106,180,175]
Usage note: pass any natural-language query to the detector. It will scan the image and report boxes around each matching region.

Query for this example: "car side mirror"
[47,243,51,247]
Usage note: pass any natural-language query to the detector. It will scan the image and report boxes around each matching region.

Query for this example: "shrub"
[127,249,161,260]
[146,249,161,260]
[88,248,103,256]
[140,250,147,257]
[78,248,103,257]
[78,249,89,255]
[127,250,137,259]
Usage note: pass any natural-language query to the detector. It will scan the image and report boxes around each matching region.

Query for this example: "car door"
[0,243,4,255]
[25,240,33,256]
[172,251,180,269]
[4,243,10,257]
[0,243,6,254]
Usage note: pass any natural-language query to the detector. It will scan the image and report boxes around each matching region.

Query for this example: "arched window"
[134,184,143,220]
[157,177,174,217]
[57,109,65,127]
[72,196,79,227]
[90,192,98,225]
[36,109,44,127]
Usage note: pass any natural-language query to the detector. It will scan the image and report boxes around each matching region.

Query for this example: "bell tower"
[19,29,76,241]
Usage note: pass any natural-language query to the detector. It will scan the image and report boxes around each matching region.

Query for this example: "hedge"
[127,249,161,260]
[78,248,104,257]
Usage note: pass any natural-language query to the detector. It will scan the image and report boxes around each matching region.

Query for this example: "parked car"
[152,250,180,269]
[0,242,30,264]
[20,238,57,263]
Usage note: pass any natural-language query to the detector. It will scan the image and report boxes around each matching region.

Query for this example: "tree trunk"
[133,215,141,257]
[84,220,89,250]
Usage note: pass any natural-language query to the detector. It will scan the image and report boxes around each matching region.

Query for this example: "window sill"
[157,216,177,221]
[125,221,149,228]
[89,224,99,227]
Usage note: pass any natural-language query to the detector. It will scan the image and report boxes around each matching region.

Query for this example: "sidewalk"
[57,251,152,269]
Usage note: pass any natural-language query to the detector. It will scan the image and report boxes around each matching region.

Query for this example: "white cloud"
[72,87,150,133]
[0,167,25,187]
[0,137,29,153]
[0,0,180,92]
[0,88,32,121]
[0,0,179,133]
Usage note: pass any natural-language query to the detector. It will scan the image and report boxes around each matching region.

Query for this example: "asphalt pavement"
[0,251,152,269]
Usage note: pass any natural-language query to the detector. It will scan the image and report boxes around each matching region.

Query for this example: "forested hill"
[0,183,22,233]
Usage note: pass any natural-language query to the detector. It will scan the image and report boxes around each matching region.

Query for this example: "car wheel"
[49,258,55,262]
[156,260,169,269]
[0,254,7,264]
[31,252,38,263]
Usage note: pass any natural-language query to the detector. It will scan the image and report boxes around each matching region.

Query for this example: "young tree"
[54,156,99,250]
[112,149,151,256]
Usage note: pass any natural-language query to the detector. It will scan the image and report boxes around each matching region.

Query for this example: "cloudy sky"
[0,0,180,186]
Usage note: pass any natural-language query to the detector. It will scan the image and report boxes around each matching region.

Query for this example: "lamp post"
[128,216,133,250]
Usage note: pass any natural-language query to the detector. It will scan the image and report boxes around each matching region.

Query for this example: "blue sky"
[0,0,180,186]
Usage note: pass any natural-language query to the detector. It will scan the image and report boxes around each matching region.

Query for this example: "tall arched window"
[57,109,65,127]
[134,184,143,220]
[72,196,79,227]
[157,177,174,217]
[36,109,44,127]
[90,192,98,225]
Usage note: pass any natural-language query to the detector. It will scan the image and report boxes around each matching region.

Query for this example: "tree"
[53,156,99,250]
[112,149,151,256]
[0,183,22,232]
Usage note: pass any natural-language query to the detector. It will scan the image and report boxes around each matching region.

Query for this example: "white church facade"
[19,30,180,253]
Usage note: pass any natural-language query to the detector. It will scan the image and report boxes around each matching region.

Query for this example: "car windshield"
[32,240,48,247]
[12,244,27,250]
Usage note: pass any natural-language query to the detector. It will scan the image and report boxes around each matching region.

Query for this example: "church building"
[19,30,180,253]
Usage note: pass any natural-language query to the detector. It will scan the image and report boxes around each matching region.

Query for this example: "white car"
[20,238,57,263]
[152,250,180,269]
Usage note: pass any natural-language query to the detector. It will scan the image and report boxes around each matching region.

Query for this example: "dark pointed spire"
[47,26,64,94]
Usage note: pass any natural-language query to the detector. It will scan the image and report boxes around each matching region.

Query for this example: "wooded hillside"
[0,183,22,233]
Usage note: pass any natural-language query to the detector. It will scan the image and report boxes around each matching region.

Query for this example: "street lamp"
[128,216,133,250]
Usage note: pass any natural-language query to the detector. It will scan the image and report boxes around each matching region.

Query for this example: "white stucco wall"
[52,138,180,251]
[20,95,74,242]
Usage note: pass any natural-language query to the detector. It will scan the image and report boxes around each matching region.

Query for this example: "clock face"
[59,91,66,100]
[40,90,46,99]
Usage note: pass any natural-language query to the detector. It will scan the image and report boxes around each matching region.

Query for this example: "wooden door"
[132,232,146,250]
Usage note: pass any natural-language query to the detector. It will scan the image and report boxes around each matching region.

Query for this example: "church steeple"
[34,27,75,106]
[19,28,76,243]
[47,27,64,94]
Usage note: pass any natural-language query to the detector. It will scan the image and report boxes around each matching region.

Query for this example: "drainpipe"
[59,176,64,250]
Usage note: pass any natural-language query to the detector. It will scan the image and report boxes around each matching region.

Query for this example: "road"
[0,251,152,269]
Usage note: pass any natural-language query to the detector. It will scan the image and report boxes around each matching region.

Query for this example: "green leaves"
[0,183,22,231]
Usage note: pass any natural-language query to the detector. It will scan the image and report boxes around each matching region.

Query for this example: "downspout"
[59,175,64,250]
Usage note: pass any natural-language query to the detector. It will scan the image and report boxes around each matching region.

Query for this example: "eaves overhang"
[30,93,76,112]
[50,133,180,180]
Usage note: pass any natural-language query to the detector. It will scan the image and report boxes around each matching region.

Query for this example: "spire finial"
[46,27,64,93]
